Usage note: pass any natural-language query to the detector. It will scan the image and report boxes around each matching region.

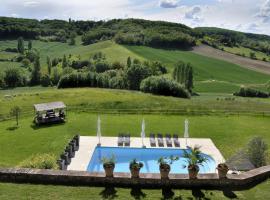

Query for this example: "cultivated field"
[193,45,270,75]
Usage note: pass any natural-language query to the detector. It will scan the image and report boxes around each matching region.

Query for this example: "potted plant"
[183,146,208,179]
[158,156,179,179]
[217,163,229,179]
[129,159,144,178]
[101,155,116,177]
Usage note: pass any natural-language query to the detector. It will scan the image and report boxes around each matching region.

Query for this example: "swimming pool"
[87,146,216,174]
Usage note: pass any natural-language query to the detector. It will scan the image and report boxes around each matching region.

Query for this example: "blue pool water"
[87,147,216,174]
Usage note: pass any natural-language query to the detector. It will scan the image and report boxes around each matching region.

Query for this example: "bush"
[40,74,52,87]
[4,67,26,88]
[0,73,5,88]
[4,47,17,53]
[95,61,110,73]
[71,60,91,69]
[247,137,268,168]
[234,87,269,98]
[140,76,190,98]
[18,154,58,169]
[57,71,97,88]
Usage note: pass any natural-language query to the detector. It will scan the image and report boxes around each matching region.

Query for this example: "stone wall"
[0,166,269,190]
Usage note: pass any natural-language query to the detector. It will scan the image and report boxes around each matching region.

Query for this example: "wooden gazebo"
[34,101,66,125]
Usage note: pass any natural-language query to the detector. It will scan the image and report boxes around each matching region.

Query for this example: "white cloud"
[185,6,202,20]
[159,0,179,8]
[23,1,40,7]
[257,0,270,23]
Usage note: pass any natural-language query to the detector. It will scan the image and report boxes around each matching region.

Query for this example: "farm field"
[222,46,270,62]
[1,39,270,93]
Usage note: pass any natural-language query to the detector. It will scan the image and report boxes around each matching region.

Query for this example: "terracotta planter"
[188,165,199,179]
[159,164,171,179]
[217,164,229,179]
[130,167,141,178]
[103,163,115,177]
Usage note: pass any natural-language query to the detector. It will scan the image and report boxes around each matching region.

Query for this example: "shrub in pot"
[158,156,179,179]
[129,159,144,178]
[217,163,229,179]
[101,155,116,177]
[183,146,208,179]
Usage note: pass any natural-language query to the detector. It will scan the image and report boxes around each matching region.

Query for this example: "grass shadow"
[6,126,19,131]
[99,186,118,200]
[30,122,65,130]
[130,187,146,200]
[222,189,238,199]
[161,187,175,200]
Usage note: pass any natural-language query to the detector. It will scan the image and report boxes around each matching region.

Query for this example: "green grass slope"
[124,45,270,92]
[1,87,270,117]
[0,39,143,72]
[1,39,270,93]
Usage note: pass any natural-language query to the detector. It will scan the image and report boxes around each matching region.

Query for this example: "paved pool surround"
[68,136,225,171]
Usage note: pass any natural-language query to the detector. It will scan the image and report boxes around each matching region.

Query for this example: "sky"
[0,0,270,35]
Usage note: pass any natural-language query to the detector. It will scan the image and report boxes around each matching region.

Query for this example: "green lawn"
[1,112,270,166]
[1,87,270,118]
[0,87,269,198]
[0,180,269,200]
[0,112,270,199]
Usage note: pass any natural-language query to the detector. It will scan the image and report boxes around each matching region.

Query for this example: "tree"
[17,37,24,54]
[30,56,41,85]
[172,61,194,93]
[51,67,61,85]
[47,56,52,75]
[185,64,193,93]
[69,32,76,45]
[62,54,68,68]
[126,64,152,90]
[28,40,32,50]
[10,106,21,126]
[127,57,132,68]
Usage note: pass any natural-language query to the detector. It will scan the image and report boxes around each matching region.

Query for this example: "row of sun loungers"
[150,133,180,147]
[118,133,130,146]
[117,133,180,147]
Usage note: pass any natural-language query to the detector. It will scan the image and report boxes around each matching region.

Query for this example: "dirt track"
[192,45,270,75]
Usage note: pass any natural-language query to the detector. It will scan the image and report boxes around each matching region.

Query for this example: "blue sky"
[1,0,270,35]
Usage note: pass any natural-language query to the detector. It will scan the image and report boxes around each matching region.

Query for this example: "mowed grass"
[1,87,270,117]
[1,112,270,167]
[0,180,270,200]
[0,113,270,199]
[1,39,270,93]
[124,45,270,92]
[0,39,143,73]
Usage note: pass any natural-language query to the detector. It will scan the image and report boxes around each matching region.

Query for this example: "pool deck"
[68,136,225,171]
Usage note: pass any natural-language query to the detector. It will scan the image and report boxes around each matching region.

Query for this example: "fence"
[1,106,270,122]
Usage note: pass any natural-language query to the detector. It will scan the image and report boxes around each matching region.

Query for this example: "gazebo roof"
[34,101,66,112]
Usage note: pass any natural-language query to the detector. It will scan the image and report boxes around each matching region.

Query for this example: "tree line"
[0,37,194,98]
